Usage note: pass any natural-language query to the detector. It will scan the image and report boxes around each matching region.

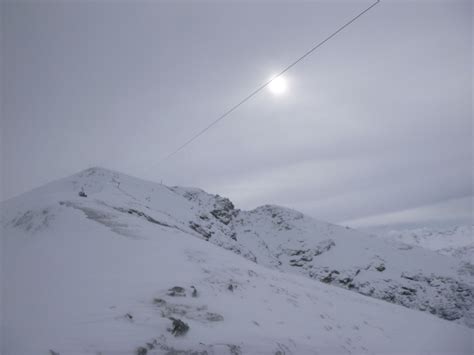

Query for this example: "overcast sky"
[1,0,472,228]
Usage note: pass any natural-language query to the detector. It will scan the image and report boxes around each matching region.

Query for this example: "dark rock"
[167,286,186,297]
[321,270,340,283]
[289,259,305,267]
[313,239,336,256]
[401,286,417,294]
[339,277,353,285]
[288,249,306,256]
[153,298,167,305]
[210,209,232,225]
[146,340,158,350]
[227,344,242,355]
[168,317,189,336]
[114,207,171,227]
[400,273,417,281]
[381,293,396,302]
[210,196,236,225]
[189,222,212,241]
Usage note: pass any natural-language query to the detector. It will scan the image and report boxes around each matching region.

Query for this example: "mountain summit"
[1,167,472,354]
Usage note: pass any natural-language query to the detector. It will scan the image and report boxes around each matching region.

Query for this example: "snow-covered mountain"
[1,167,472,354]
[376,225,473,264]
[167,189,473,328]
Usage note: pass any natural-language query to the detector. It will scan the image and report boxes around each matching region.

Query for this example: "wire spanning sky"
[156,0,380,163]
[1,0,472,228]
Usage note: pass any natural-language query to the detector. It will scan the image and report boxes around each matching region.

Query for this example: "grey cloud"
[1,0,472,227]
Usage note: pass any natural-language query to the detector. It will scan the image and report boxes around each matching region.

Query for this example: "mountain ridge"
[3,167,473,326]
[1,167,473,354]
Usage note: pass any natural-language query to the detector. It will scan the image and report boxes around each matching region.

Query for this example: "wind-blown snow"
[1,167,472,354]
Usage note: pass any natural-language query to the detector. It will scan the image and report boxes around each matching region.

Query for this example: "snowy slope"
[1,167,473,355]
[168,188,473,327]
[377,225,473,264]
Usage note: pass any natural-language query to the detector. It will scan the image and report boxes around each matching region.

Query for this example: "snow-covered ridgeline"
[1,167,472,354]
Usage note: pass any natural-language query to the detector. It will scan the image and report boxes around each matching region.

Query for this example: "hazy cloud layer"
[1,0,472,227]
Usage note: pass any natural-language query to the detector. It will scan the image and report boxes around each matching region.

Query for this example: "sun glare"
[268,76,287,95]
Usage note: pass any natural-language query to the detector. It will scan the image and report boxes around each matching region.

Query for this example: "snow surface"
[377,225,473,264]
[1,167,472,354]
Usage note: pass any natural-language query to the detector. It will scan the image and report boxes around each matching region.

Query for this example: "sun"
[268,76,287,95]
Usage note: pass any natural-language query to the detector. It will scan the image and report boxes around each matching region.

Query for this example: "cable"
[157,0,380,163]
